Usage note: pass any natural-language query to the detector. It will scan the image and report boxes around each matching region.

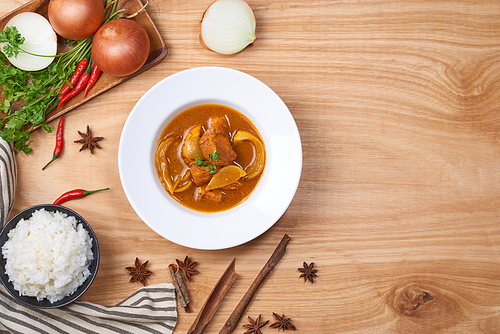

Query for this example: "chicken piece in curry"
[154,104,265,213]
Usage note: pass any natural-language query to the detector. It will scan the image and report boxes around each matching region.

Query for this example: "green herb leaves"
[208,152,219,162]
[195,158,207,166]
[0,51,62,153]
[196,152,219,174]
[0,30,92,154]
[0,26,25,58]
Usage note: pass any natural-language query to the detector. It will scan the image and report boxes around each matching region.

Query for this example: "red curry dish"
[154,104,266,213]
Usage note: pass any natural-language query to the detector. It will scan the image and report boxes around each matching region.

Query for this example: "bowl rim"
[0,204,100,308]
[118,66,303,250]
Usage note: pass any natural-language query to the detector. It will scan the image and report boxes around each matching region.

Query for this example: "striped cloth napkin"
[0,138,16,228]
[0,283,178,334]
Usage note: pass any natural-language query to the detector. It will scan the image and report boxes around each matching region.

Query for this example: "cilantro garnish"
[195,152,219,174]
[196,158,207,166]
[208,152,219,162]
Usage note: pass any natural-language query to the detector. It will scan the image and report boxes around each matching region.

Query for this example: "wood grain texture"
[2,0,500,333]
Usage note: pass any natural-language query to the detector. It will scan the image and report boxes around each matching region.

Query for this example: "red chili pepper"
[53,188,110,206]
[57,61,92,108]
[59,58,89,97]
[83,62,101,98]
[42,115,65,170]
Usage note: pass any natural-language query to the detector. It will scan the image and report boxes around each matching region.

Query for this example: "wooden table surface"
[2,0,500,333]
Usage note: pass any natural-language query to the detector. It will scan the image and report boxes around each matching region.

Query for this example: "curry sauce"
[154,104,265,213]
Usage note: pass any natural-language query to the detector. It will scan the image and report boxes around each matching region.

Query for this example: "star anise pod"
[269,313,296,331]
[298,261,318,283]
[74,125,103,154]
[125,257,152,286]
[176,255,199,282]
[243,314,269,334]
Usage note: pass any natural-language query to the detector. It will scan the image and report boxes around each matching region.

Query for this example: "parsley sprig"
[0,27,25,58]
[0,27,92,153]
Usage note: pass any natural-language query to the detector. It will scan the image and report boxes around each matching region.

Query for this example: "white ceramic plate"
[118,67,302,250]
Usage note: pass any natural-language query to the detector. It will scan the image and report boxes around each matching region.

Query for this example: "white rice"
[1,209,94,303]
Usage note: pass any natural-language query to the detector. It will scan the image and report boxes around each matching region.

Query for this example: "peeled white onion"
[1,12,57,71]
[200,0,256,55]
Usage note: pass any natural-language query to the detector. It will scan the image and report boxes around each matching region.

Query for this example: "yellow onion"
[48,0,104,40]
[199,0,256,55]
[92,19,150,77]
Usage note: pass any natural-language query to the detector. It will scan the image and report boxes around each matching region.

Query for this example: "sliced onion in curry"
[155,137,175,193]
[205,165,246,191]
[156,138,194,194]
[182,125,204,160]
[174,170,192,193]
[233,130,265,179]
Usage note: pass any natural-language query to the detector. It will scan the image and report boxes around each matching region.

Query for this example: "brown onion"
[48,0,104,40]
[91,19,150,77]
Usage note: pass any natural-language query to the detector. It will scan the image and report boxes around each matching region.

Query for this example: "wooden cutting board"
[2,0,500,333]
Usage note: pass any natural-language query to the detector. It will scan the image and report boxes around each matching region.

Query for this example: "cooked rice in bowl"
[1,208,94,303]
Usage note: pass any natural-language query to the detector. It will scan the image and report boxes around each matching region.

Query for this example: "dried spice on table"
[176,255,199,282]
[269,313,296,331]
[243,315,268,334]
[169,263,192,313]
[188,259,238,334]
[220,234,291,334]
[298,261,318,283]
[74,125,103,154]
[125,257,152,286]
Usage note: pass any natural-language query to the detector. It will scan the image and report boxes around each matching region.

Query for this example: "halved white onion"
[1,12,57,71]
[200,0,256,55]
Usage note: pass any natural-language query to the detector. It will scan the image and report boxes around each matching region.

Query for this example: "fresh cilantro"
[0,2,127,153]
[0,29,93,153]
[196,158,207,166]
[208,152,220,173]
[0,26,25,58]
[196,152,219,173]
[208,152,219,162]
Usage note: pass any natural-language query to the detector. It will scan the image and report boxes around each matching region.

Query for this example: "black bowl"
[0,204,99,308]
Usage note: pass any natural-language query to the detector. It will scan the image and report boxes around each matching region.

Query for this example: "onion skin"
[48,0,104,40]
[91,19,150,77]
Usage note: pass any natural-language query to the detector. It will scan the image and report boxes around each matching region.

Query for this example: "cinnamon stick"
[188,258,238,334]
[219,234,291,334]
[169,263,192,313]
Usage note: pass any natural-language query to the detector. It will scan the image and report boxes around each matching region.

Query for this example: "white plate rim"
[118,66,302,250]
